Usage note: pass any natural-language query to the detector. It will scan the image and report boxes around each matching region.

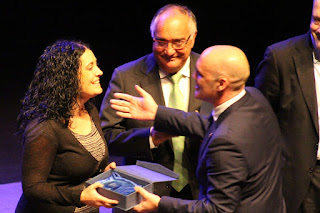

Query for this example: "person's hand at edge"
[133,186,160,213]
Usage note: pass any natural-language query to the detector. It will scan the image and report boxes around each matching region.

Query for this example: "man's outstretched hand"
[110,85,158,121]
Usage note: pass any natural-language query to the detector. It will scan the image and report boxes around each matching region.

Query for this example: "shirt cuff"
[149,127,157,149]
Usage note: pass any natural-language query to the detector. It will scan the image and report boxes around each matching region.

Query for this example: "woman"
[15,40,118,212]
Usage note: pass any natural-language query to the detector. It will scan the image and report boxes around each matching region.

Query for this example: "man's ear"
[217,77,229,92]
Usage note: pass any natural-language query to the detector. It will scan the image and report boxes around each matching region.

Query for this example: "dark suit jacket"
[99,52,211,198]
[15,107,109,213]
[154,87,285,213]
[255,32,319,212]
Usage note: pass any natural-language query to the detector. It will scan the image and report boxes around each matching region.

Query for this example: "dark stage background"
[0,1,312,183]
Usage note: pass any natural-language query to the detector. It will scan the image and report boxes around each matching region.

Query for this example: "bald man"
[111,45,286,212]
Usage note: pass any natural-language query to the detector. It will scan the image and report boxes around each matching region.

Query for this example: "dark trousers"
[299,163,320,213]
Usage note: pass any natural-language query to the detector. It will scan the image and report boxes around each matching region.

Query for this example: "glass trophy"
[97,171,140,195]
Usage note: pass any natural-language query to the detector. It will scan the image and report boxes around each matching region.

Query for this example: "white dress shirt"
[312,52,320,159]
[149,57,191,148]
[159,57,191,110]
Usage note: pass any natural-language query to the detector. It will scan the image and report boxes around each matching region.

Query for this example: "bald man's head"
[194,45,250,106]
[198,45,250,90]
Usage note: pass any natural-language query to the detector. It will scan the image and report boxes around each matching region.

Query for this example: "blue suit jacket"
[154,87,286,213]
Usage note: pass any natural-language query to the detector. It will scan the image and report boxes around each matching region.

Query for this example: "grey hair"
[150,4,197,38]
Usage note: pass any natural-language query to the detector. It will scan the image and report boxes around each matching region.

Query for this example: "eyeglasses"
[153,34,192,50]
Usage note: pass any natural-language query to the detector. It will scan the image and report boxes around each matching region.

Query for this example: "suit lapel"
[140,52,202,152]
[139,53,166,106]
[198,92,250,158]
[198,116,215,158]
[294,33,319,136]
[139,52,201,110]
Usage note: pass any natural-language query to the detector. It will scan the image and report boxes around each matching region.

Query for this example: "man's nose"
[164,43,176,55]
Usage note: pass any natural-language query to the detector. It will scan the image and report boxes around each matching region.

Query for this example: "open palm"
[110,85,158,121]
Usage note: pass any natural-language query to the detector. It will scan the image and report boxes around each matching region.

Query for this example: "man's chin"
[160,60,184,73]
[311,34,320,50]
[194,92,201,99]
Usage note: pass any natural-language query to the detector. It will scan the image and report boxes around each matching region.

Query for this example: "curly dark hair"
[17,40,94,133]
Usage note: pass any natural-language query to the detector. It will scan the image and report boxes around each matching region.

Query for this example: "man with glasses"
[99,4,211,202]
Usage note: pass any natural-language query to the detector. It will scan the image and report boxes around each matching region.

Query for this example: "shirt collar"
[313,51,320,65]
[212,89,246,121]
[159,57,190,79]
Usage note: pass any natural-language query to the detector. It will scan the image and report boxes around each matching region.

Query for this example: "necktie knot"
[170,73,183,84]
[168,73,184,110]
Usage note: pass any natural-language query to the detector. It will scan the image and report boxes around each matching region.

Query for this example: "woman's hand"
[80,182,118,208]
[80,162,118,208]
[104,161,116,172]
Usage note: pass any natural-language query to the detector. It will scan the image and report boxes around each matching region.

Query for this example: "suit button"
[309,168,315,173]
[166,184,171,189]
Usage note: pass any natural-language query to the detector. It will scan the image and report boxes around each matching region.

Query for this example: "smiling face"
[311,0,320,52]
[78,49,103,102]
[152,10,196,74]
